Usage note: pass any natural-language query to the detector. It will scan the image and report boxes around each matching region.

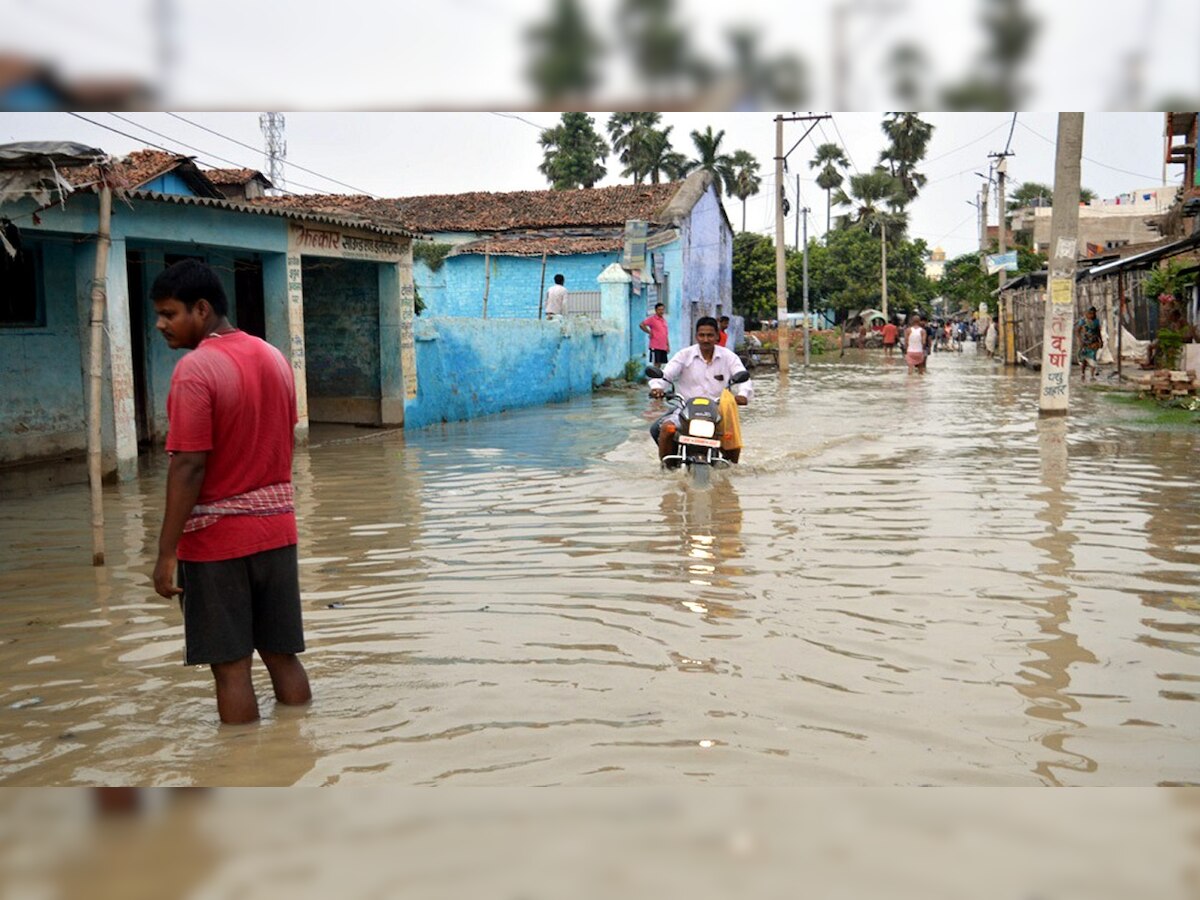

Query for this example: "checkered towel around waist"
[184,482,295,533]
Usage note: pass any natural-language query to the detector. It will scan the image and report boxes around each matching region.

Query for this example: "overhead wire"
[65,112,331,196]
[164,113,378,195]
[1016,120,1165,183]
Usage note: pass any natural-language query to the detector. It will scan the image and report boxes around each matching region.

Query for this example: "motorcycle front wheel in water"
[689,462,711,488]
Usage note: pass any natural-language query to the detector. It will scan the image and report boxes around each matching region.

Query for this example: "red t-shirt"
[882,323,898,344]
[640,314,669,351]
[166,330,298,562]
[718,330,729,347]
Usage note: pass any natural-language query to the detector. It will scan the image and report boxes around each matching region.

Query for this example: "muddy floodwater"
[2,349,1198,786]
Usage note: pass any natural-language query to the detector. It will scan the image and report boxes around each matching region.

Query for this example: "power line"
[1016,120,1166,183]
[490,112,550,131]
[1002,112,1018,155]
[166,113,377,195]
[63,112,322,196]
[924,118,1010,164]
[826,116,861,177]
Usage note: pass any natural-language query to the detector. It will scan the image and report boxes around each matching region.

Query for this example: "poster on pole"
[622,219,647,272]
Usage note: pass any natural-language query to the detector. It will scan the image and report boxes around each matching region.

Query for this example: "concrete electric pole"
[989,152,1013,363]
[1038,113,1085,417]
[773,113,832,374]
[802,206,811,366]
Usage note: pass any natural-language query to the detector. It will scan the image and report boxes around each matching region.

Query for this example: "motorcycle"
[646,365,750,487]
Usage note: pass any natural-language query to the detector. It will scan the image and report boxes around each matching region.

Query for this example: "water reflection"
[1020,416,1098,785]
[0,355,1198,786]
[662,482,744,624]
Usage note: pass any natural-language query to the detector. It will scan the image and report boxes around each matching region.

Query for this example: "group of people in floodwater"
[870,315,992,375]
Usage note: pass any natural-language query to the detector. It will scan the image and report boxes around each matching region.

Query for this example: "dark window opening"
[0,233,43,327]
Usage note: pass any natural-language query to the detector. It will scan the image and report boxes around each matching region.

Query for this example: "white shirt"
[907,326,925,352]
[652,344,753,403]
[545,284,567,317]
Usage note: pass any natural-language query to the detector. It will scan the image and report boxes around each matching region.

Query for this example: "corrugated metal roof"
[1080,231,1200,278]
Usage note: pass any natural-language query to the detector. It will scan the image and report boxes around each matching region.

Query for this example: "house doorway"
[234,257,266,339]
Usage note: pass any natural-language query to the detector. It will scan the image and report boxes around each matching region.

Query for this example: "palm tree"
[687,125,734,196]
[640,126,690,183]
[727,150,761,232]
[809,142,849,237]
[833,167,907,317]
[525,0,605,103]
[538,112,609,190]
[879,112,934,208]
[606,112,662,184]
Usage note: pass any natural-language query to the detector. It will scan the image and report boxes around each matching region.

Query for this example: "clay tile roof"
[252,181,683,233]
[450,232,627,257]
[205,167,268,186]
[65,149,188,190]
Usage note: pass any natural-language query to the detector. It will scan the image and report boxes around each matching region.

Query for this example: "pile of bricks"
[1134,369,1200,399]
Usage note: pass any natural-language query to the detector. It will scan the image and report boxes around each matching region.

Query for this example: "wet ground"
[1,347,1198,786]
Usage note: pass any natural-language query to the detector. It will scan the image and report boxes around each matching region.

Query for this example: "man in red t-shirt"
[151,259,310,724]
[640,302,670,365]
[718,315,731,348]
[881,320,899,356]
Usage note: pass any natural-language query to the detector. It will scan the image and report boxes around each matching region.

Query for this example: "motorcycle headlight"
[688,419,715,438]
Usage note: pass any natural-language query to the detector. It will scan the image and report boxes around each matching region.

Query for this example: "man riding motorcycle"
[649,316,753,465]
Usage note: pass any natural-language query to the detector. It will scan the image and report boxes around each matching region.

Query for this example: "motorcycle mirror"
[644,366,663,379]
[730,370,750,384]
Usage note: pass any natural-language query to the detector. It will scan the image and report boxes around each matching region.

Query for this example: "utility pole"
[802,207,811,366]
[880,220,888,320]
[775,116,789,373]
[989,151,1013,362]
[795,174,801,251]
[1038,113,1085,417]
[774,113,832,374]
[260,112,287,195]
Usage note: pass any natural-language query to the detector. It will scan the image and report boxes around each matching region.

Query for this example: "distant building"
[205,168,274,202]
[924,245,947,281]
[1010,186,1174,255]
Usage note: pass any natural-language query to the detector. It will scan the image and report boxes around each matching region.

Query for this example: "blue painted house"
[1,146,417,480]
[260,171,734,425]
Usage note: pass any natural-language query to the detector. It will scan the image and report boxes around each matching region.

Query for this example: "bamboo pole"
[482,246,490,319]
[537,250,547,320]
[88,178,113,566]
[1117,272,1125,378]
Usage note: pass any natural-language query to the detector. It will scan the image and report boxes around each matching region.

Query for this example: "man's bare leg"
[657,425,676,463]
[211,656,259,724]
[260,651,311,706]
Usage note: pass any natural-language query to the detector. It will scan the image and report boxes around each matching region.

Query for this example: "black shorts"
[650,348,668,365]
[177,544,305,666]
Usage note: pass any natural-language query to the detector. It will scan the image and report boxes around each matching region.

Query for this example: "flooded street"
[2,348,1198,786]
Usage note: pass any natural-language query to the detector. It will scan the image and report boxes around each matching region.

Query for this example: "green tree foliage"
[525,0,605,102]
[809,142,849,236]
[687,126,734,195]
[728,149,762,232]
[832,167,908,236]
[879,112,934,208]
[942,0,1039,109]
[616,0,693,94]
[607,112,660,184]
[939,252,996,315]
[731,231,779,320]
[538,113,609,190]
[802,228,934,318]
[724,27,807,108]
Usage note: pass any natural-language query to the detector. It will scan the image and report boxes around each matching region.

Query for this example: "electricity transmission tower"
[259,113,287,194]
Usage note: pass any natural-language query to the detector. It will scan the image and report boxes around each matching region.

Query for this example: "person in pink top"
[640,302,670,365]
[151,259,311,725]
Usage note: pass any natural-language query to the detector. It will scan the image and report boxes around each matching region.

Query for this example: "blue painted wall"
[140,171,197,196]
[404,315,625,428]
[420,252,619,318]
[0,236,86,463]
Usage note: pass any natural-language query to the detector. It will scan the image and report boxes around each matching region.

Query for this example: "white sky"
[0,110,1178,259]
[0,0,1195,107]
